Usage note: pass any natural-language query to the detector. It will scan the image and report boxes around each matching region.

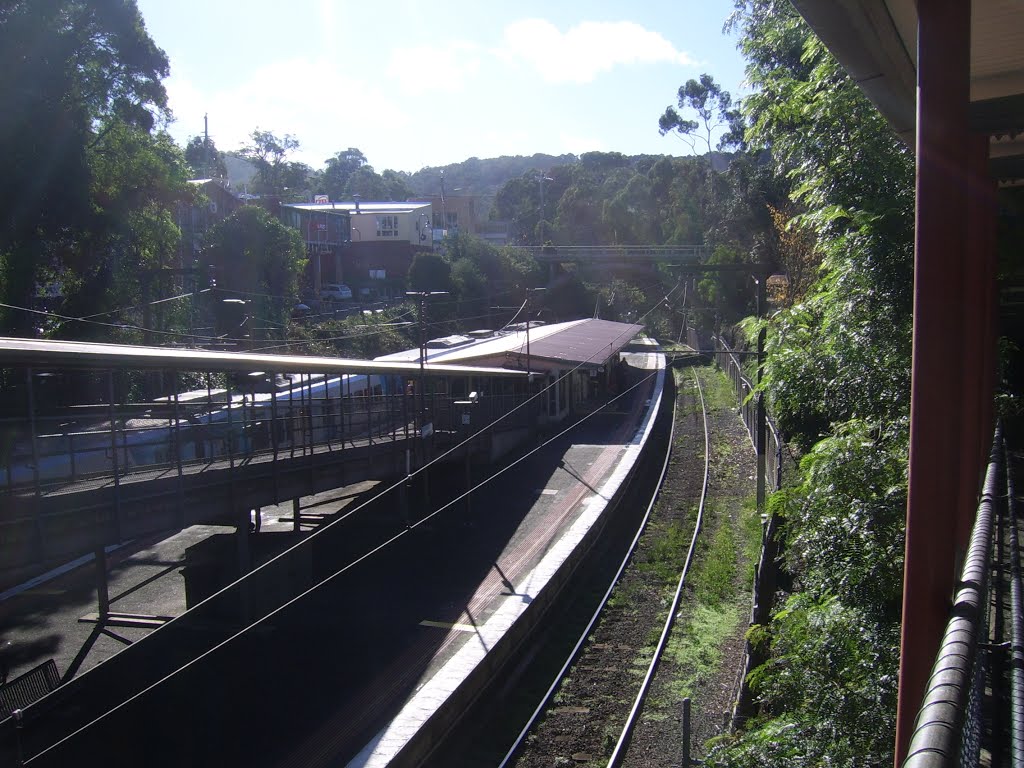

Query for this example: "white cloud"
[388,42,482,93]
[317,0,337,50]
[496,19,697,84]
[164,54,412,170]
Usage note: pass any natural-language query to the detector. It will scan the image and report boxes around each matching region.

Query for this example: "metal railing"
[712,335,785,490]
[2,373,536,495]
[903,424,1008,768]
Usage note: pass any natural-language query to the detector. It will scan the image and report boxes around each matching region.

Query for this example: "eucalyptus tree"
[185,135,228,179]
[241,130,311,200]
[658,73,744,155]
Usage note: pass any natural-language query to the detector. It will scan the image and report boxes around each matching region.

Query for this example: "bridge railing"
[0,370,422,493]
[1,371,541,495]
[903,424,1016,768]
[508,244,713,262]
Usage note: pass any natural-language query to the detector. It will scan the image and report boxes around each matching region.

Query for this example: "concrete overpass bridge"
[508,245,713,277]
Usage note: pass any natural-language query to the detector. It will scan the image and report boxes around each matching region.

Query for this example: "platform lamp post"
[405,291,449,433]
[406,290,448,511]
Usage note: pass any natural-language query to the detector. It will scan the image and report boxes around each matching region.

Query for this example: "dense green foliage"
[185,135,227,179]
[204,206,306,340]
[708,2,916,766]
[0,0,193,339]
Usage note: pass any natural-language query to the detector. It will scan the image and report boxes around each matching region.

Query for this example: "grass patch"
[605,579,645,611]
[700,367,740,413]
[691,507,737,606]
[663,601,744,701]
[637,520,690,583]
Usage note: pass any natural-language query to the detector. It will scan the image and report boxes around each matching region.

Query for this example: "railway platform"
[0,350,665,766]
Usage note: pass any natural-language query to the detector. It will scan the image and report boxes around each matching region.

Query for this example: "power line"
[79,290,206,321]
[0,301,222,343]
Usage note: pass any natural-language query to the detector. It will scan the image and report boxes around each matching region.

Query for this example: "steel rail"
[497,361,698,768]
[605,366,711,767]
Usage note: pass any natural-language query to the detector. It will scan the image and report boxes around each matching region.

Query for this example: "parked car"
[320,283,352,301]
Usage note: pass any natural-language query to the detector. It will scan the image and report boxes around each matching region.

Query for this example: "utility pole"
[525,287,546,385]
[440,171,447,241]
[406,290,447,509]
[754,274,767,512]
[537,172,553,244]
[406,291,449,434]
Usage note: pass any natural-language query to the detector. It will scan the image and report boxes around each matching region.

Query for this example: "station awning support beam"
[897,1,972,763]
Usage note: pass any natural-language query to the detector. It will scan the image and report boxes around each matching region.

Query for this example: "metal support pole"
[172,371,185,525]
[305,374,316,488]
[896,1,972,762]
[755,275,767,513]
[682,697,692,767]
[107,371,122,543]
[25,369,45,562]
[271,386,280,504]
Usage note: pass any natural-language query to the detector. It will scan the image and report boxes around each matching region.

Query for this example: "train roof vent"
[467,329,494,339]
[425,335,475,349]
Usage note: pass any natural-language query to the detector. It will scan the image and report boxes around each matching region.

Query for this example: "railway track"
[419,363,734,767]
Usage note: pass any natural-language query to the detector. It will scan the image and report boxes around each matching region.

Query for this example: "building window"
[369,269,386,280]
[433,212,458,230]
[376,215,398,237]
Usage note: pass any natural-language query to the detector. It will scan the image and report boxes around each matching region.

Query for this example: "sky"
[135,0,749,175]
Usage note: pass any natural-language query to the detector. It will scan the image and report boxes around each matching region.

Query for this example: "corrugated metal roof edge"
[0,338,525,377]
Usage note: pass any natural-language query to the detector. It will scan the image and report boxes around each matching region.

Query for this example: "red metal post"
[896,1,972,765]
[972,133,999,475]
[956,132,998,551]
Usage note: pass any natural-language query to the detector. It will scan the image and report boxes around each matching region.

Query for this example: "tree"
[241,129,305,197]
[659,73,743,154]
[185,135,227,179]
[766,203,821,306]
[407,252,453,294]
[321,148,369,200]
[204,206,306,338]
[707,2,916,765]
[0,0,177,336]
[380,169,414,201]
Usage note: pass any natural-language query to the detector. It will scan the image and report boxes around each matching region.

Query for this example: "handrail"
[1008,440,1024,768]
[903,423,1004,768]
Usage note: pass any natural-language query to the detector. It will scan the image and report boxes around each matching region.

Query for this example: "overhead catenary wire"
[0,301,223,343]
[30,283,684,758]
[34,357,670,760]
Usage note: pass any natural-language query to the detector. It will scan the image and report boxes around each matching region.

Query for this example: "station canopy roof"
[389,318,646,370]
[791,0,1024,183]
[518,319,645,368]
[0,337,526,378]
[282,201,431,215]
